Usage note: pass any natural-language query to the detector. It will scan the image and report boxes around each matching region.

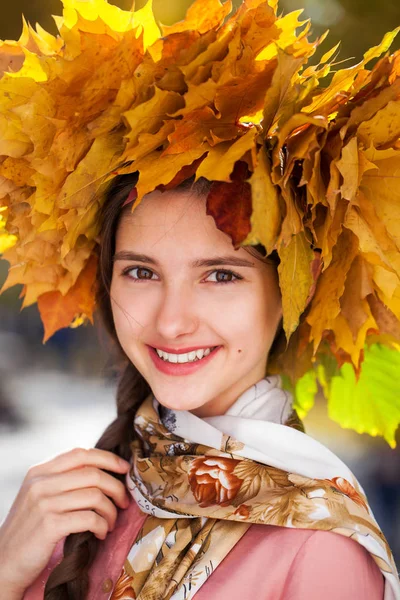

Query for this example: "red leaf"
[206,177,252,248]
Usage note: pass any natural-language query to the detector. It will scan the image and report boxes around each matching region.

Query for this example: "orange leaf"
[164,107,238,155]
[158,156,206,191]
[215,66,276,122]
[0,43,25,77]
[37,254,98,342]
[131,145,208,203]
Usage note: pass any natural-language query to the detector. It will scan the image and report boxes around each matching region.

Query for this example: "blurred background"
[0,0,399,571]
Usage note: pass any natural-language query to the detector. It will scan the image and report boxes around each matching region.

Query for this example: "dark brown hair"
[44,173,283,599]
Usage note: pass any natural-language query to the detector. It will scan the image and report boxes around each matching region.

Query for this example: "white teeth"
[155,347,215,364]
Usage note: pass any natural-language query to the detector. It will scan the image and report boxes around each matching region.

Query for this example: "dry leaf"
[242,146,281,254]
[206,163,252,248]
[38,254,98,342]
[278,231,315,341]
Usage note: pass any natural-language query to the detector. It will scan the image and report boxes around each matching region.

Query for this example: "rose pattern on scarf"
[188,456,243,507]
[110,567,136,599]
[324,476,369,511]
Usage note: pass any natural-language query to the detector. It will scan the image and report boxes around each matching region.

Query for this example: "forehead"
[122,188,206,226]
[116,188,240,254]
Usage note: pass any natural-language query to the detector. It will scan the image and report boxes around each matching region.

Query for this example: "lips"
[148,345,221,376]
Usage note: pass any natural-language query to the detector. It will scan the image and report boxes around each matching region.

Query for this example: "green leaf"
[285,343,400,448]
[328,343,400,449]
[292,369,318,419]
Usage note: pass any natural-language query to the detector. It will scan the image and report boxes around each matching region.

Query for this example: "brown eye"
[124,266,155,281]
[137,267,153,279]
[216,271,233,282]
[206,270,242,284]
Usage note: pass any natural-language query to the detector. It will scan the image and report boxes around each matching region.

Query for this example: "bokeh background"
[1,0,400,570]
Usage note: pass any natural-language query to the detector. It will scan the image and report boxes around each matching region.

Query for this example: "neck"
[189,369,270,418]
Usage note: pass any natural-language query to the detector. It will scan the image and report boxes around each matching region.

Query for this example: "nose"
[154,281,200,340]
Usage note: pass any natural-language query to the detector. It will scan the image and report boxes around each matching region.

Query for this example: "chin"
[152,390,208,413]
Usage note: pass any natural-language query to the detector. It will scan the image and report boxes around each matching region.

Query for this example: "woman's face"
[110,187,283,417]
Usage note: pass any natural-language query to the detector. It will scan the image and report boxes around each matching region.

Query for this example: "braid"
[44,362,150,600]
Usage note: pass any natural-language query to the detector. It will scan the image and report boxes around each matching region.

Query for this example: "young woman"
[1,0,400,595]
[0,174,395,600]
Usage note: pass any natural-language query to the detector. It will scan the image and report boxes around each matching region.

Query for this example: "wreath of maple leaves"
[0,0,399,398]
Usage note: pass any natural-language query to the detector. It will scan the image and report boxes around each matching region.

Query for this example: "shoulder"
[282,529,385,600]
[294,528,376,564]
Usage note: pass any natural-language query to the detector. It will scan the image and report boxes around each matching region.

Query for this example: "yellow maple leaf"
[306,228,360,355]
[125,146,208,204]
[278,231,315,342]
[161,0,232,36]
[124,88,184,151]
[242,147,281,255]
[195,128,258,181]
[133,0,161,51]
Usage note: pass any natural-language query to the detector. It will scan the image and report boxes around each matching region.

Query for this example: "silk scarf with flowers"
[110,375,400,600]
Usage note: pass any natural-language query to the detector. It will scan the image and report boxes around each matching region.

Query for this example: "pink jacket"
[24,496,384,599]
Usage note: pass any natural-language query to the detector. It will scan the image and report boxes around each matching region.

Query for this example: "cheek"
[109,277,142,341]
[250,283,282,341]
[214,293,263,341]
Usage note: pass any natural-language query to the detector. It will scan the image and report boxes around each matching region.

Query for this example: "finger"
[46,488,119,531]
[27,448,130,479]
[46,510,110,542]
[28,467,130,509]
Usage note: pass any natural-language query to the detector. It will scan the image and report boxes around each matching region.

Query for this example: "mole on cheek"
[238,349,242,353]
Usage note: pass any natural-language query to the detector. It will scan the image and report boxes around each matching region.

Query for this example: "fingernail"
[119,458,130,469]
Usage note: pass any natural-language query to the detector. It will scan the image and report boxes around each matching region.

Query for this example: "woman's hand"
[0,447,131,598]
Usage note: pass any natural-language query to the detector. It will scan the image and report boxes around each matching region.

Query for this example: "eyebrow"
[113,251,256,269]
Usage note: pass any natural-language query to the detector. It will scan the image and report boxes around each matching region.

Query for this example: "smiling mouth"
[152,346,219,363]
[148,344,222,375]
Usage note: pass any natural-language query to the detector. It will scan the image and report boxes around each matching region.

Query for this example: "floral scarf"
[111,375,400,600]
